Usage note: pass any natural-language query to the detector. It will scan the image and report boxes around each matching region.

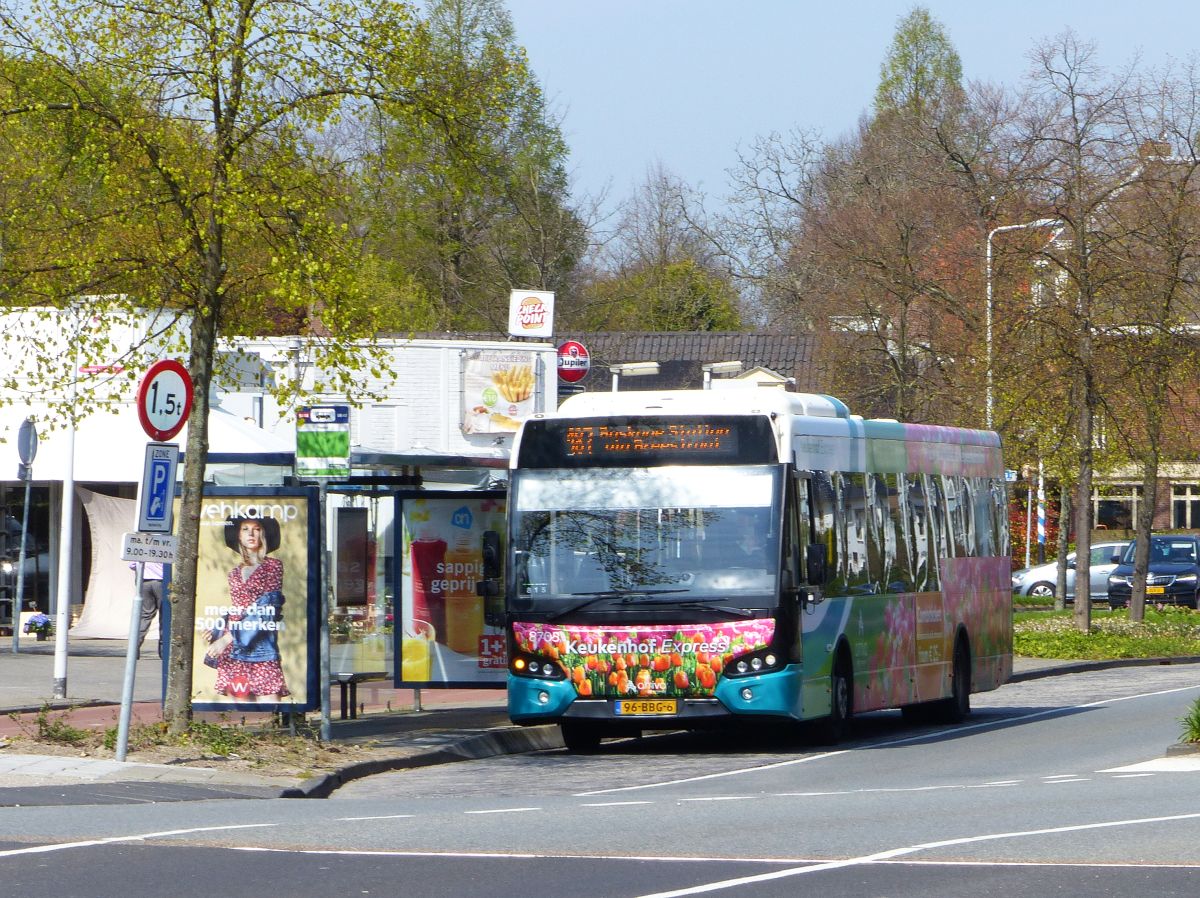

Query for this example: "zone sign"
[137,359,194,442]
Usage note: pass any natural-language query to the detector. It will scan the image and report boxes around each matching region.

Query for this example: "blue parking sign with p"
[138,443,179,533]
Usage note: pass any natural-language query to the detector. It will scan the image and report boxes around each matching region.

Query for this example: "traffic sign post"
[137,443,179,533]
[118,360,193,760]
[11,418,37,654]
[136,359,194,442]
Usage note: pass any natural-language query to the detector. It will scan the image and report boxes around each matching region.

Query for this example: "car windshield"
[1121,537,1198,565]
[508,464,783,612]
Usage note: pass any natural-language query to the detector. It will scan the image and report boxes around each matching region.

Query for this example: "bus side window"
[927,474,952,563]
[991,478,1009,557]
[905,474,931,591]
[971,476,996,558]
[882,473,912,593]
[843,473,871,593]
[811,471,844,594]
[784,475,809,588]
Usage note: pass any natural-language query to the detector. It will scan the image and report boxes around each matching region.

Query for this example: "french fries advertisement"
[461,349,539,435]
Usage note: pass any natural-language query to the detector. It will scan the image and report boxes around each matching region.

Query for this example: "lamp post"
[701,360,743,389]
[610,361,659,392]
[985,218,1060,429]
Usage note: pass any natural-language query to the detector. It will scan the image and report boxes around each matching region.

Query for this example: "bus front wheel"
[814,653,852,744]
[560,721,602,753]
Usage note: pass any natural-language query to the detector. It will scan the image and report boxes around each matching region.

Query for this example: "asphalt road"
[1,663,1198,898]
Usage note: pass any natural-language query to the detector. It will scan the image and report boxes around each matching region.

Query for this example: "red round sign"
[136,359,194,441]
[557,340,590,383]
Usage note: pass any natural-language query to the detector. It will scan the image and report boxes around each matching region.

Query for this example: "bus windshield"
[508,464,783,612]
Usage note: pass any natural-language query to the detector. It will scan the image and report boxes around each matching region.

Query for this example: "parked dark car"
[1106,535,1200,610]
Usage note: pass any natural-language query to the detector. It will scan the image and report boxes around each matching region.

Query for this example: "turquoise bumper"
[507,664,805,723]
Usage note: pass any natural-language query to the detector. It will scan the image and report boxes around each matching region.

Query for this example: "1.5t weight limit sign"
[137,359,194,441]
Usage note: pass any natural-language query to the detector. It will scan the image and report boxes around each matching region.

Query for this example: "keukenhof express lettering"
[562,636,731,655]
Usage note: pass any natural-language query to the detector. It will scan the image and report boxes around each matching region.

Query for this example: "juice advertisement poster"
[397,493,507,686]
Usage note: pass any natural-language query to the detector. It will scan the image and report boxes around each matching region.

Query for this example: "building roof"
[406,330,818,394]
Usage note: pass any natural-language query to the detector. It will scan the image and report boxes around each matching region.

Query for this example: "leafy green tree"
[0,0,442,731]
[874,5,964,121]
[575,259,742,332]
[360,0,585,330]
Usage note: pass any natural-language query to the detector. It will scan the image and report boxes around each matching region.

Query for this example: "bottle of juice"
[444,533,484,654]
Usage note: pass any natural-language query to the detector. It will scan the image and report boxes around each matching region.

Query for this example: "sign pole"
[13,417,37,654]
[115,564,146,761]
[319,481,332,741]
[115,360,191,762]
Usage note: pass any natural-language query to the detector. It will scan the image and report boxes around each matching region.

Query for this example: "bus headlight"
[726,650,781,678]
[510,651,566,680]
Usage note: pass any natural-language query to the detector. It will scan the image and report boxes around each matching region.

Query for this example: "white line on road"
[580,801,654,807]
[336,814,414,821]
[577,681,1200,797]
[464,807,541,815]
[0,823,277,858]
[631,810,1200,898]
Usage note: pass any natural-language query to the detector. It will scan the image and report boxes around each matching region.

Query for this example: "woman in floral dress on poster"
[203,515,289,701]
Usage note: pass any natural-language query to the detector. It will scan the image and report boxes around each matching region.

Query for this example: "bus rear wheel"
[560,721,602,753]
[933,638,971,723]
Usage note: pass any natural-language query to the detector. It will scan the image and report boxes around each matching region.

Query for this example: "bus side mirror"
[481,530,501,580]
[806,543,827,586]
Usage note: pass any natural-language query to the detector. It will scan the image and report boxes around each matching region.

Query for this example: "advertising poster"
[461,349,538,435]
[397,494,506,686]
[191,491,318,711]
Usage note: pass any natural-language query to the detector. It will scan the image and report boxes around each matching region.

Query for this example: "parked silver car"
[1011,541,1131,602]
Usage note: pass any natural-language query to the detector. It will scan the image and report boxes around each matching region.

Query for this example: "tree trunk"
[1129,454,1160,623]
[163,301,220,735]
[1055,486,1071,611]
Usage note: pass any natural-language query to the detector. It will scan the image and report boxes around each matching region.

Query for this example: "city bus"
[498,389,1011,751]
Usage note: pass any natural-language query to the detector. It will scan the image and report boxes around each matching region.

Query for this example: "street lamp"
[701,360,743,389]
[610,361,659,392]
[985,218,1060,429]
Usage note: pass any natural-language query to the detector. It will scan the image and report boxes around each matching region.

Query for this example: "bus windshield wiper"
[616,596,755,618]
[547,589,689,621]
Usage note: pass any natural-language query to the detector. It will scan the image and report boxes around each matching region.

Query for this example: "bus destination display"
[564,422,737,459]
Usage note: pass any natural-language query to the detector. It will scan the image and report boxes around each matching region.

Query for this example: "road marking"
[579,680,1200,796]
[0,824,276,858]
[1102,756,1200,773]
[677,796,751,802]
[336,815,414,821]
[632,810,1200,897]
[464,807,541,815]
[1044,778,1089,784]
[581,801,654,808]
[1112,773,1155,778]
[575,750,849,796]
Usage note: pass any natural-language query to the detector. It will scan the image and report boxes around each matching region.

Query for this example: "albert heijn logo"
[451,506,473,530]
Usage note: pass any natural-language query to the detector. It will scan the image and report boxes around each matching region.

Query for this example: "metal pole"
[115,563,144,762]
[1036,460,1047,564]
[1025,478,1034,568]
[12,475,31,654]
[52,414,75,698]
[985,231,995,430]
[611,371,619,392]
[319,481,332,741]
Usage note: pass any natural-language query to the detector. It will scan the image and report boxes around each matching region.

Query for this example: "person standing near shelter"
[129,560,165,657]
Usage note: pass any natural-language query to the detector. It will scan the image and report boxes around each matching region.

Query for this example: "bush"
[1181,697,1200,744]
[1015,608,1200,659]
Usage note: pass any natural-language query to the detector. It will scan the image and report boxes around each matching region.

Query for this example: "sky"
[504,1,1200,213]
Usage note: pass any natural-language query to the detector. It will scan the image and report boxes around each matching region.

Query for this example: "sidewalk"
[0,639,1189,798]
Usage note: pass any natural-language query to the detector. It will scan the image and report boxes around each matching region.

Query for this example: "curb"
[1165,742,1200,756]
[281,725,563,799]
[1009,655,1200,683]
